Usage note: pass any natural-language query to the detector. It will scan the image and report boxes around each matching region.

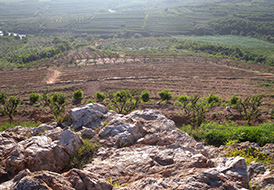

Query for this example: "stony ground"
[0,103,273,189]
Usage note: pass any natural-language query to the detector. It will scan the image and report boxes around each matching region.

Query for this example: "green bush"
[69,139,99,169]
[48,92,67,125]
[73,89,83,101]
[95,92,106,102]
[140,89,150,102]
[206,93,221,108]
[174,94,189,110]
[224,147,274,166]
[29,93,42,105]
[0,91,7,105]
[158,89,172,102]
[179,122,274,147]
[0,95,21,122]
[86,99,96,103]
[229,95,263,124]
[107,89,140,114]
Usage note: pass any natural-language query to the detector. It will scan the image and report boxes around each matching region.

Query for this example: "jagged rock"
[0,169,114,190]
[99,109,196,148]
[0,129,83,181]
[0,126,34,142]
[1,104,272,189]
[80,127,95,139]
[57,129,83,155]
[69,103,109,130]
[250,170,274,190]
[43,127,63,140]
[31,124,54,136]
[62,168,113,190]
[0,169,74,190]
[248,161,266,180]
[84,145,249,189]
[99,119,145,147]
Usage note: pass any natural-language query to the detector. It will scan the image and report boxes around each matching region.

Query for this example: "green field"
[0,0,273,40]
[175,35,274,59]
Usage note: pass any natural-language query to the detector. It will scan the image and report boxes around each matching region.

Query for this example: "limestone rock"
[62,168,113,190]
[69,103,109,129]
[84,145,249,189]
[31,124,54,136]
[251,170,274,190]
[0,169,74,190]
[0,129,83,181]
[80,127,95,139]
[99,109,196,148]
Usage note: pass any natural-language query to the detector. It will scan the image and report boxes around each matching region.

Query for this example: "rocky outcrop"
[0,126,83,181]
[69,103,109,130]
[1,104,273,189]
[0,169,113,190]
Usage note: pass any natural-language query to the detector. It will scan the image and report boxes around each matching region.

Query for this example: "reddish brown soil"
[1,55,274,125]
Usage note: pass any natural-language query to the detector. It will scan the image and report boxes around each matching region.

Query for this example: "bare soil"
[1,55,274,125]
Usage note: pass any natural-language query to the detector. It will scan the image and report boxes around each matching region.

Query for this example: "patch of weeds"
[86,99,96,103]
[224,146,274,166]
[103,121,109,126]
[69,138,100,169]
[179,121,274,147]
[108,177,128,188]
[0,121,42,132]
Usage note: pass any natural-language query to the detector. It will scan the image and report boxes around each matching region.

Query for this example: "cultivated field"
[1,54,274,124]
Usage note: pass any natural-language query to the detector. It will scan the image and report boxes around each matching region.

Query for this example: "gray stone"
[69,103,108,129]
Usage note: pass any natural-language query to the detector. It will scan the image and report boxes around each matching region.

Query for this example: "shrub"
[140,89,150,102]
[206,93,221,108]
[69,139,99,169]
[95,92,106,102]
[108,89,140,114]
[229,95,263,124]
[49,92,67,125]
[29,93,42,105]
[270,108,274,119]
[0,91,7,105]
[0,95,21,122]
[86,99,96,103]
[174,94,189,110]
[224,147,274,166]
[73,89,83,101]
[158,89,172,102]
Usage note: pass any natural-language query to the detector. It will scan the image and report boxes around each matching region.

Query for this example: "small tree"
[174,94,189,112]
[0,91,7,105]
[95,92,106,102]
[73,89,83,101]
[108,89,140,114]
[140,89,150,102]
[158,89,172,102]
[229,95,263,124]
[29,93,42,105]
[0,94,21,122]
[206,93,221,108]
[49,92,67,125]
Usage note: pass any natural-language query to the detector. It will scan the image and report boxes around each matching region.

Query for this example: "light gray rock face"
[62,169,113,190]
[85,145,249,189]
[69,103,109,130]
[79,127,95,139]
[99,109,196,148]
[0,127,83,181]
[31,124,54,136]
[0,169,114,190]
[251,170,274,190]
